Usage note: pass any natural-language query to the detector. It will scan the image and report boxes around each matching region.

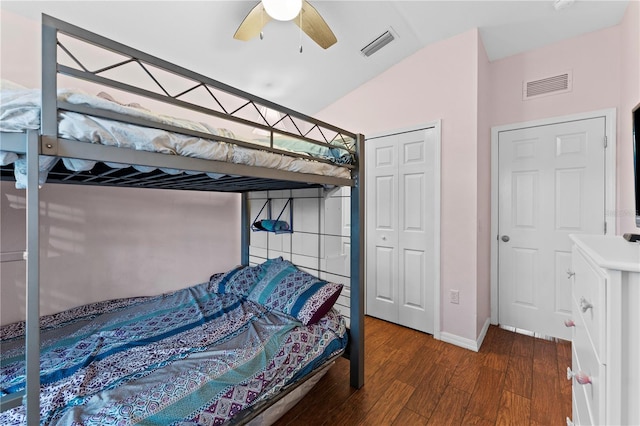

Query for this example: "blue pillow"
[209,263,262,297]
[247,259,343,325]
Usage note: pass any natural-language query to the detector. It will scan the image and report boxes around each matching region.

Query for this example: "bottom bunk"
[0,258,347,425]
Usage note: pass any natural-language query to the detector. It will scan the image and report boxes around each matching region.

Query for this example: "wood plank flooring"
[275,316,572,426]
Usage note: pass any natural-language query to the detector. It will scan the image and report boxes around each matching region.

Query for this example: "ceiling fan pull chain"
[260,6,264,40]
[299,11,303,53]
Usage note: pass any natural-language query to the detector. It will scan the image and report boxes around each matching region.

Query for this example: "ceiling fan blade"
[234,2,271,41]
[294,1,337,49]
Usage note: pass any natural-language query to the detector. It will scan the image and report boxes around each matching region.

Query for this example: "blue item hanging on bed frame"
[251,198,293,234]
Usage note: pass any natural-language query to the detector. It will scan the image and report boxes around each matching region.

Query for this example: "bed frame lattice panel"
[0,163,323,192]
[53,23,357,157]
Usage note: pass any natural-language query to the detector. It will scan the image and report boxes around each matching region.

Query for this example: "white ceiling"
[1,0,630,115]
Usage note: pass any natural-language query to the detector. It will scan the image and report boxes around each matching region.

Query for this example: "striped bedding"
[0,276,347,425]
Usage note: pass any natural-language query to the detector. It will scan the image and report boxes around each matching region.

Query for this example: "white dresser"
[568,234,640,425]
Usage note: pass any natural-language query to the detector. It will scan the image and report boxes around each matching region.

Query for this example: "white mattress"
[0,87,352,188]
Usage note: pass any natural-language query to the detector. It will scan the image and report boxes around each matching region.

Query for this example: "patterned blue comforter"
[0,278,347,425]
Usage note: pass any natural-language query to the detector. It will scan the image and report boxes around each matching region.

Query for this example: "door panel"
[376,176,395,229]
[366,128,436,334]
[498,117,605,339]
[398,131,432,332]
[512,171,538,228]
[513,247,537,306]
[555,169,584,230]
[404,174,424,231]
[366,138,399,323]
[403,249,424,309]
[375,247,395,302]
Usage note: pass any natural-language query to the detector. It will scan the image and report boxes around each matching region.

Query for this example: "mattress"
[0,274,347,425]
[0,86,354,188]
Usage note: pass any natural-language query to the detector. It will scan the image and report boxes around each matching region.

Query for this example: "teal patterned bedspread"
[0,278,347,425]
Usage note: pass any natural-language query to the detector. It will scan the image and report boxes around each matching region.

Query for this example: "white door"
[366,128,438,334]
[367,134,400,324]
[498,117,606,340]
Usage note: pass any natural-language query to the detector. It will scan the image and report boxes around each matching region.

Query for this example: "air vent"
[523,71,572,100]
[361,29,396,57]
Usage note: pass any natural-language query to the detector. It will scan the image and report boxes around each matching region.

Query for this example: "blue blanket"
[0,279,347,425]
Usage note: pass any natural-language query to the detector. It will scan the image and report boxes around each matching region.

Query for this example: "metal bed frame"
[0,14,365,424]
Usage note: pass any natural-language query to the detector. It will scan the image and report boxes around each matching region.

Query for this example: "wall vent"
[361,29,396,57]
[522,71,572,100]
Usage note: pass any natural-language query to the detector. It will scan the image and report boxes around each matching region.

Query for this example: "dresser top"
[570,234,640,272]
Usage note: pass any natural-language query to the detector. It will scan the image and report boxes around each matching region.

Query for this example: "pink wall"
[489,26,621,127]
[1,182,241,325]
[0,11,40,87]
[319,29,482,341]
[476,36,492,336]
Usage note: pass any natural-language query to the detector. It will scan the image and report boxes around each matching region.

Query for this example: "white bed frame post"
[350,134,365,389]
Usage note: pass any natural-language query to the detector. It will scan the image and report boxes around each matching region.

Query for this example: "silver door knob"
[501,235,510,242]
[381,236,386,240]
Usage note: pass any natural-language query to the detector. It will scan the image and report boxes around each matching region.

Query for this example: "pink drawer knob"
[575,371,592,385]
[564,319,575,327]
[567,367,592,385]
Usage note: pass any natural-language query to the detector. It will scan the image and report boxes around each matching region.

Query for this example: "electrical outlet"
[450,290,459,304]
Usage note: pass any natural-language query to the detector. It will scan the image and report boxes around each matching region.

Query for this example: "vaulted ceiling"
[0,1,630,114]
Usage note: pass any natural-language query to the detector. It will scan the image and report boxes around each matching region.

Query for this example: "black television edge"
[634,102,640,228]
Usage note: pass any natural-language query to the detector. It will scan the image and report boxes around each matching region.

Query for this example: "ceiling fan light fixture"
[262,0,302,21]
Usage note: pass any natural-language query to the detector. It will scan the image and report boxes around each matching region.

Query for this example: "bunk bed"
[0,14,364,425]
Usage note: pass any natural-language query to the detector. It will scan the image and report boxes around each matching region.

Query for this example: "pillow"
[247,259,343,325]
[208,270,234,293]
[97,91,150,111]
[209,263,264,297]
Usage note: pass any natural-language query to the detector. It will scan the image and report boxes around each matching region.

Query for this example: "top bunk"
[0,14,362,193]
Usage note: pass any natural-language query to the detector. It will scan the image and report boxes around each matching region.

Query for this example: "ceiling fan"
[234,0,337,50]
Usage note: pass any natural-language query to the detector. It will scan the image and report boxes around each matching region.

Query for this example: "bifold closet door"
[366,129,436,334]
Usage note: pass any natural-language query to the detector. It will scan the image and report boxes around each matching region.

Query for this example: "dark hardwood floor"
[275,316,572,425]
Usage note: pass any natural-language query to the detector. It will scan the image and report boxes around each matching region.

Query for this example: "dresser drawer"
[571,306,606,425]
[571,248,607,363]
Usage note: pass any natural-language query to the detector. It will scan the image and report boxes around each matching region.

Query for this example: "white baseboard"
[477,317,491,349]
[439,318,491,352]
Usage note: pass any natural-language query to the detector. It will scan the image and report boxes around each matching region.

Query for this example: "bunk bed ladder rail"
[350,134,365,389]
